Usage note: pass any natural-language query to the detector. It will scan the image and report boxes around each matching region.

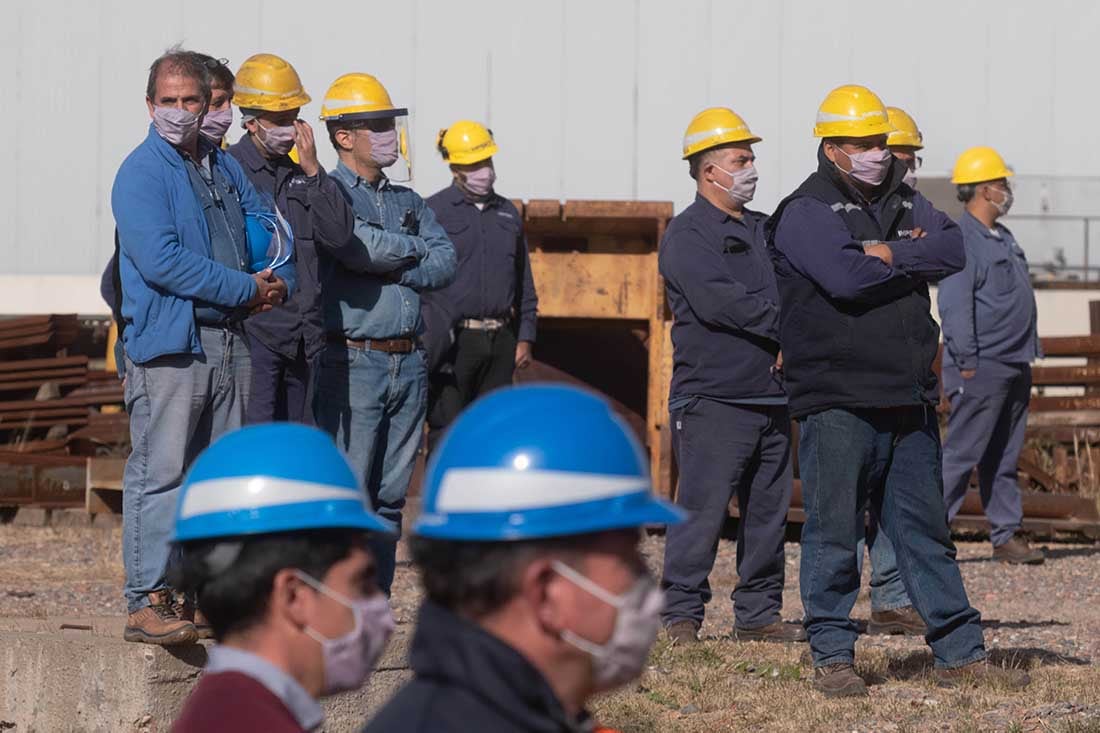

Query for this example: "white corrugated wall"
[2,0,1099,311]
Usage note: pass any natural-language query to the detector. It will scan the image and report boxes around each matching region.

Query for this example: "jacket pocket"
[723,239,768,293]
[990,258,1015,295]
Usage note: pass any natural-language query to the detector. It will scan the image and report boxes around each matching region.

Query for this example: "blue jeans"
[799,407,985,669]
[315,344,427,594]
[857,514,911,612]
[122,326,250,613]
[942,361,1030,547]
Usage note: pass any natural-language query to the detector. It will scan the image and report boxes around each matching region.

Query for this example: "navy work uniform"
[228,137,354,425]
[659,194,794,632]
[423,183,538,444]
[938,212,1041,547]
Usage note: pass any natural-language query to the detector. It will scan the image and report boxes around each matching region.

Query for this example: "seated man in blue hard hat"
[364,384,685,732]
[170,423,395,733]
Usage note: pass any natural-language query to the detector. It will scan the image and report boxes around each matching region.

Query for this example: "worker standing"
[424,121,538,448]
[315,73,457,596]
[228,53,355,425]
[767,84,1029,696]
[171,423,395,733]
[939,146,1044,564]
[112,48,289,645]
[850,105,929,638]
[659,108,802,645]
[364,385,684,732]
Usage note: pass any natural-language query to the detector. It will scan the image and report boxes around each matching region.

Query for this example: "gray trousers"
[941,361,1030,547]
[661,399,793,629]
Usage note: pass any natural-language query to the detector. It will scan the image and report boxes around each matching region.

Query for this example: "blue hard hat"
[414,384,685,541]
[172,423,391,542]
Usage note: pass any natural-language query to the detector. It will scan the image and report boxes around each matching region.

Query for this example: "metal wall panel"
[3,0,1099,284]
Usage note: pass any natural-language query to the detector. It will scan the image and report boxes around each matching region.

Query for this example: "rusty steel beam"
[1040,334,1100,357]
[0,355,87,374]
[1031,395,1100,412]
[0,454,88,508]
[1032,365,1100,386]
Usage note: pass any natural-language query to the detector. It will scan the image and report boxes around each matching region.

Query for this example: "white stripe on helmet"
[435,468,649,512]
[180,476,367,519]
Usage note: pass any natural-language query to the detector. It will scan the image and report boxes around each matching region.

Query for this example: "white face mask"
[552,560,664,692]
[152,106,201,147]
[257,121,298,156]
[711,163,758,205]
[294,571,395,696]
[990,185,1014,216]
[833,145,893,186]
[903,169,918,189]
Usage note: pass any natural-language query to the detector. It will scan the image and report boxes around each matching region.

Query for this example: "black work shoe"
[814,663,868,698]
[992,535,1045,565]
[934,660,1031,690]
[868,606,927,636]
[732,620,807,643]
[665,619,700,644]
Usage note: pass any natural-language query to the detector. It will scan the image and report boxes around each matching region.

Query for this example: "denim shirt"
[324,164,457,340]
[185,148,250,324]
[938,211,1042,369]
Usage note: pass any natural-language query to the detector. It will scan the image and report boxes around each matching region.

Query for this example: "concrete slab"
[0,617,411,732]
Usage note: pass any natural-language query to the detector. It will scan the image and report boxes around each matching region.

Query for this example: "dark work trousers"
[427,325,517,451]
[941,361,1031,547]
[245,338,317,425]
[661,398,793,630]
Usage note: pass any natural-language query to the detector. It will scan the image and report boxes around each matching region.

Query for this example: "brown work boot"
[665,619,700,644]
[867,606,927,636]
[992,535,1045,565]
[814,663,868,698]
[934,660,1031,690]
[173,592,215,640]
[732,620,807,643]
[124,591,198,645]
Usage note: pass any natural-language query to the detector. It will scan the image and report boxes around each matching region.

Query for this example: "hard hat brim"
[813,120,894,139]
[446,142,500,165]
[172,498,396,543]
[411,490,686,541]
[951,169,1015,185]
[681,133,763,160]
[322,107,409,122]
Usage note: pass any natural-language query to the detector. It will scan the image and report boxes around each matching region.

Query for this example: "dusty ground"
[1,518,1098,732]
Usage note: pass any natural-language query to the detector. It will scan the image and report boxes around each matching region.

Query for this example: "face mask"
[200,108,233,142]
[990,186,1014,216]
[460,165,496,198]
[368,129,400,167]
[552,560,664,692]
[257,122,297,156]
[152,106,201,147]
[902,168,918,188]
[295,571,396,696]
[833,146,892,186]
[711,163,758,205]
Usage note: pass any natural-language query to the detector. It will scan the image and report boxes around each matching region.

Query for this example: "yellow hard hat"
[681,107,762,159]
[232,53,311,112]
[951,146,1014,185]
[886,107,923,150]
[813,84,894,139]
[437,120,498,165]
[319,73,407,121]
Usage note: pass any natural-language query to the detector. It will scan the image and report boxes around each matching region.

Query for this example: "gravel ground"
[1,518,1097,731]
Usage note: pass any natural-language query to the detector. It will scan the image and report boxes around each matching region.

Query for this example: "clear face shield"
[244,205,294,273]
[360,114,412,183]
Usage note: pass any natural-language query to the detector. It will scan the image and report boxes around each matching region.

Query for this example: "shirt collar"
[337,161,390,191]
[961,211,1006,241]
[232,135,276,174]
[448,182,499,208]
[693,193,752,227]
[205,646,324,731]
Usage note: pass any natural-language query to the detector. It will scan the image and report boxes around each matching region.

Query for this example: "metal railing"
[1002,213,1100,282]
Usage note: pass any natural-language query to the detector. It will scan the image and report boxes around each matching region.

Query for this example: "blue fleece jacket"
[112,125,290,364]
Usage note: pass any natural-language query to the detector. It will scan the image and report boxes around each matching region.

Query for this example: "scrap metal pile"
[0,316,126,512]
